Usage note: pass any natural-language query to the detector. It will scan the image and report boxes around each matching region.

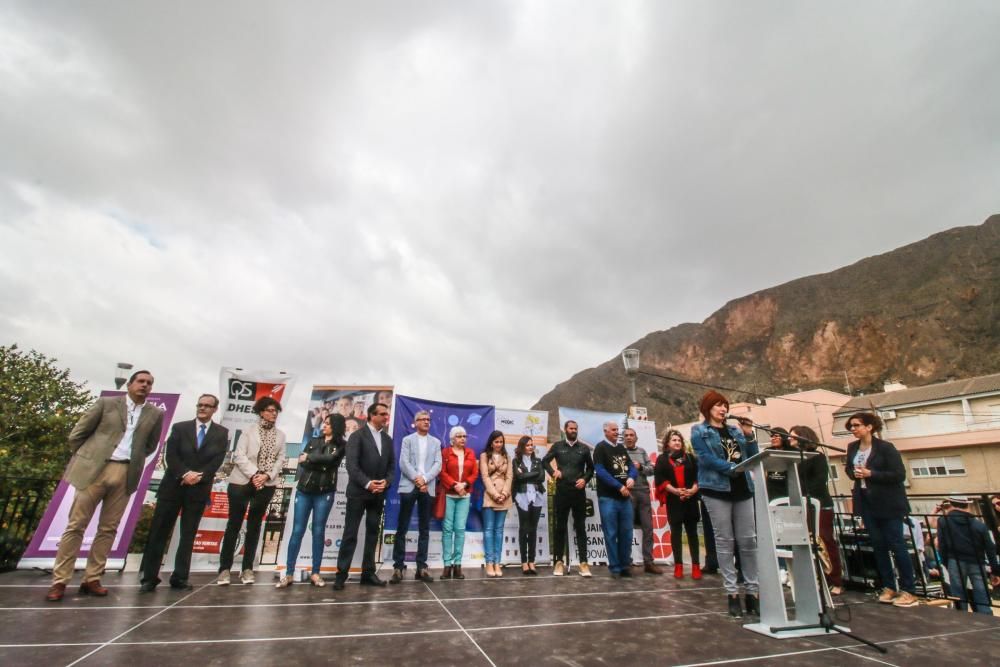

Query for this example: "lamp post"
[114,362,133,390]
[621,348,640,406]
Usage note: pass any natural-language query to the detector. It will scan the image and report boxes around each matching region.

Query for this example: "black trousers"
[517,504,543,563]
[219,483,275,572]
[668,509,701,566]
[337,494,384,579]
[140,491,208,584]
[552,486,589,564]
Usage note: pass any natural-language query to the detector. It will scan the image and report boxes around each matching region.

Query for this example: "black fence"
[0,477,60,571]
[832,492,1000,610]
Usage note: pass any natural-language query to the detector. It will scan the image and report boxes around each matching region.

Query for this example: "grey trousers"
[630,488,655,564]
[701,495,759,595]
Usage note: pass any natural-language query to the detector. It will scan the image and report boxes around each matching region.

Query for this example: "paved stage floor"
[1,566,997,666]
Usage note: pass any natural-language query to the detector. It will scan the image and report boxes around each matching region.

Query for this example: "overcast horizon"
[2,1,999,434]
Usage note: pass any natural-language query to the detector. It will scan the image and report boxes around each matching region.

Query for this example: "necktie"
[197,424,207,449]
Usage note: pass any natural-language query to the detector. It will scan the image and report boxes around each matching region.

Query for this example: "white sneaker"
[578,563,592,578]
[216,571,231,586]
[240,569,255,585]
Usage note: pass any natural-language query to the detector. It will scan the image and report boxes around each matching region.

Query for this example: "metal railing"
[0,477,60,571]
[831,492,1000,609]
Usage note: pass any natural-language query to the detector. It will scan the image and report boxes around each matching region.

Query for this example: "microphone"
[724,414,751,423]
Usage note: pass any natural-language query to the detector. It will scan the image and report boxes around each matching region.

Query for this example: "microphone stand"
[727,417,886,654]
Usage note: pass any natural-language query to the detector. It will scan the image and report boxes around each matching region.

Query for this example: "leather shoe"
[79,580,109,596]
[645,563,664,575]
[359,573,387,587]
[139,581,159,593]
[416,569,434,583]
[620,569,632,578]
[390,568,403,584]
[332,578,346,591]
[46,583,66,602]
[169,579,193,590]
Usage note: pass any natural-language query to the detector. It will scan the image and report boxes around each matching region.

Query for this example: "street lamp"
[621,348,640,405]
[114,362,133,390]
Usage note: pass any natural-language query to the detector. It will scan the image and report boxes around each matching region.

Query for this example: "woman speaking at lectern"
[691,390,760,618]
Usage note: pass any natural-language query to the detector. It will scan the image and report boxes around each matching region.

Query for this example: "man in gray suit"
[46,370,164,602]
[391,410,442,583]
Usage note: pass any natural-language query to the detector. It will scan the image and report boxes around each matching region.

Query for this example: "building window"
[828,465,840,480]
[909,456,966,478]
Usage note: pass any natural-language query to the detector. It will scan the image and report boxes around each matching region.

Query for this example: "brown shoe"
[46,582,66,602]
[877,588,897,604]
[645,563,664,575]
[892,591,919,608]
[79,580,108,596]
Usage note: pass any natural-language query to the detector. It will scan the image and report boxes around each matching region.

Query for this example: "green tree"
[0,344,94,481]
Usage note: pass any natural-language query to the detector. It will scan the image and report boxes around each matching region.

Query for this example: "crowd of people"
[43,374,998,617]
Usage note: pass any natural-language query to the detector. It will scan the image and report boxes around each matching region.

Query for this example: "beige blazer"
[64,395,164,494]
[480,451,514,510]
[229,426,286,486]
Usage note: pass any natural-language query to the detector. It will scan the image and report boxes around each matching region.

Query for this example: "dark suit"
[141,419,228,586]
[336,426,395,580]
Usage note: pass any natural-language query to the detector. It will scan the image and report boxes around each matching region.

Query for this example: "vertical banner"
[275,385,394,576]
[165,369,295,573]
[19,391,179,570]
[388,395,495,566]
[495,408,550,565]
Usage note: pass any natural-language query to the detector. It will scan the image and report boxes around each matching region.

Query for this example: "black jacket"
[513,453,545,495]
[845,437,909,519]
[297,436,347,494]
[654,453,700,519]
[937,510,1000,573]
[344,426,396,499]
[159,420,229,503]
[542,440,594,491]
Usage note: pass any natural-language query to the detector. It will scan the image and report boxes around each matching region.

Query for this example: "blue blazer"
[397,431,443,495]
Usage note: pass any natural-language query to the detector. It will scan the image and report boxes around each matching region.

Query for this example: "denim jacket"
[690,421,759,494]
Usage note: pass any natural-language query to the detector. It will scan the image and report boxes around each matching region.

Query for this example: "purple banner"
[386,395,495,533]
[19,391,179,567]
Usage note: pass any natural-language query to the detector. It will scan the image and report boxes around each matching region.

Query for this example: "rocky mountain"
[533,215,1000,433]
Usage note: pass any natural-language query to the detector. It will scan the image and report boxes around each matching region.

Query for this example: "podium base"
[743,622,850,639]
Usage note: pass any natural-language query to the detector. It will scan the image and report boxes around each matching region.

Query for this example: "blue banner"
[386,394,495,533]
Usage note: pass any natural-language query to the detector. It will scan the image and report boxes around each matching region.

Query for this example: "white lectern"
[733,448,849,639]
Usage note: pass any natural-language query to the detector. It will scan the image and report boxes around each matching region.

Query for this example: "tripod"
[732,417,886,653]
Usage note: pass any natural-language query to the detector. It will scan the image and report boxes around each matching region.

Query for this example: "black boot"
[440,565,453,580]
[453,565,465,580]
[728,595,744,618]
[744,594,759,617]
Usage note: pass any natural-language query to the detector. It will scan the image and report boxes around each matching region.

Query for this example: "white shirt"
[416,434,429,476]
[853,447,870,489]
[111,395,144,461]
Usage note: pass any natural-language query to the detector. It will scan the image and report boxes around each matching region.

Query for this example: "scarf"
[257,420,279,475]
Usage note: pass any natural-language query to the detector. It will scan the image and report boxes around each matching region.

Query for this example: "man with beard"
[543,420,594,577]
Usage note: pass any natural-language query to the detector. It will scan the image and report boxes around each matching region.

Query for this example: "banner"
[494,408,550,565]
[386,395,495,566]
[19,391,179,570]
[555,408,665,565]
[164,369,295,573]
[274,385,395,577]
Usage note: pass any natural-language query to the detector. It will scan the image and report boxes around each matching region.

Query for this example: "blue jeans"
[482,508,508,564]
[947,558,992,614]
[865,514,915,593]
[285,489,335,575]
[442,496,471,566]
[392,489,432,570]
[597,495,633,574]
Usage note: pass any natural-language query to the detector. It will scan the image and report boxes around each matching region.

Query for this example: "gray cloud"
[2,1,998,434]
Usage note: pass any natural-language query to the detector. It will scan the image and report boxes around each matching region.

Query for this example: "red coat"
[439,446,479,493]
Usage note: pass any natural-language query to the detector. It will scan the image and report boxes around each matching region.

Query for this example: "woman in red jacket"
[438,426,479,580]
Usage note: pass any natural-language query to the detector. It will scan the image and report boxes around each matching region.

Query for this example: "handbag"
[433,486,447,520]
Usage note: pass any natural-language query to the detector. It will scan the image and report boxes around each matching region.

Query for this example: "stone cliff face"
[533,215,1000,434]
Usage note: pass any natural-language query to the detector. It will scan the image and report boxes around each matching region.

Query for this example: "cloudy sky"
[2,1,998,434]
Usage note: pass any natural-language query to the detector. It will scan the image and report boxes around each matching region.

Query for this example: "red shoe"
[674,564,684,579]
[692,564,702,580]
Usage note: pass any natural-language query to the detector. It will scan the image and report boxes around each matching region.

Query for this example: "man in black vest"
[334,402,395,590]
[140,394,228,591]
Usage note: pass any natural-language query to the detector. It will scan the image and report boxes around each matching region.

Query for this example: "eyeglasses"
[415,417,430,422]
[196,403,216,409]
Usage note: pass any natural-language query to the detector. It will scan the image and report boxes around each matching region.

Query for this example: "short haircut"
[563,420,577,431]
[198,393,220,407]
[368,402,389,419]
[252,396,282,415]
[128,369,153,385]
[414,410,431,421]
[449,425,467,441]
[603,420,619,430]
[623,427,637,437]
[699,390,729,420]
